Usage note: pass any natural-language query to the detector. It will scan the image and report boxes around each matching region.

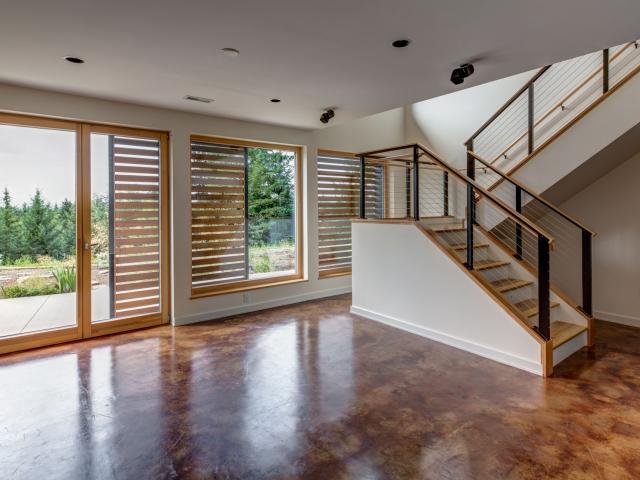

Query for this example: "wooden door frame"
[0,112,170,355]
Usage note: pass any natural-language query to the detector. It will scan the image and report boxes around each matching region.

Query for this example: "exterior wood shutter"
[317,151,383,276]
[111,136,162,318]
[190,140,248,293]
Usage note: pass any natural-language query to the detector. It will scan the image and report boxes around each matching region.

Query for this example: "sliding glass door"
[0,115,169,355]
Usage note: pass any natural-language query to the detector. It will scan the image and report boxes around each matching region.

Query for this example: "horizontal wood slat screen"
[190,140,248,292]
[111,136,161,318]
[317,151,383,276]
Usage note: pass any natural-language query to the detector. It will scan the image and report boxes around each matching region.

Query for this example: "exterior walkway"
[0,286,109,337]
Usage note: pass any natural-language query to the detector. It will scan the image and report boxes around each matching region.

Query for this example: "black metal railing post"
[603,49,610,94]
[582,230,593,316]
[466,140,475,179]
[528,84,535,154]
[443,171,449,216]
[538,235,551,340]
[405,161,411,218]
[413,145,420,221]
[359,155,366,219]
[515,185,523,260]
[465,184,474,270]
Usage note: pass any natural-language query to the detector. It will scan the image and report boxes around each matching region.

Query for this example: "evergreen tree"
[21,189,62,260]
[56,198,76,258]
[247,148,294,245]
[0,188,22,264]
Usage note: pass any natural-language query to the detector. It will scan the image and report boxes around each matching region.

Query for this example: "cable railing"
[356,143,555,340]
[467,151,593,317]
[466,39,640,178]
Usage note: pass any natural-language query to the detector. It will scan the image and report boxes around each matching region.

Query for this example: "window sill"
[190,274,307,299]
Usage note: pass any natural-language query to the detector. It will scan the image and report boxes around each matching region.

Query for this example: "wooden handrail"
[467,151,596,236]
[465,66,550,145]
[356,143,556,246]
[486,41,635,165]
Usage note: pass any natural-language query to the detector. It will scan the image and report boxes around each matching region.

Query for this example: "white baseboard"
[595,310,640,328]
[174,286,352,326]
[350,305,542,376]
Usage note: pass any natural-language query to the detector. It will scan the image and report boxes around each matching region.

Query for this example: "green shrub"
[1,277,58,298]
[13,255,35,267]
[52,266,76,293]
[252,254,272,273]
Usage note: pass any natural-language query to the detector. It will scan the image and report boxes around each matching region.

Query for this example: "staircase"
[420,215,589,363]
[348,39,640,375]
[350,143,592,376]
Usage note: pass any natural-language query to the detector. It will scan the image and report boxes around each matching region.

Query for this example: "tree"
[0,188,22,264]
[21,189,62,260]
[247,148,294,245]
[56,199,76,258]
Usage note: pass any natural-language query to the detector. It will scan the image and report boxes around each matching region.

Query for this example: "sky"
[0,124,108,206]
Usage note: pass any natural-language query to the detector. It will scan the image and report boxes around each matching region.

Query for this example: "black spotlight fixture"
[270,98,281,103]
[320,109,335,124]
[392,39,411,48]
[64,56,85,64]
[450,63,475,85]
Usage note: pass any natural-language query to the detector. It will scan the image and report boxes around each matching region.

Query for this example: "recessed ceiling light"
[392,39,411,48]
[184,95,214,103]
[270,98,281,103]
[64,56,85,64]
[221,47,240,57]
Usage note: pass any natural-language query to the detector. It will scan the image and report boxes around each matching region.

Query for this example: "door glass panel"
[90,134,161,323]
[0,124,77,337]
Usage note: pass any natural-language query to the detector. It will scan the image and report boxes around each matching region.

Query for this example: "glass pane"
[247,147,297,278]
[0,124,77,337]
[90,134,161,323]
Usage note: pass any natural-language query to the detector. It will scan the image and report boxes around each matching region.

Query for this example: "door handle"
[83,242,99,251]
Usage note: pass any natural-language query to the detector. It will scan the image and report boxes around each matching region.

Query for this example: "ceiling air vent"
[184,95,214,103]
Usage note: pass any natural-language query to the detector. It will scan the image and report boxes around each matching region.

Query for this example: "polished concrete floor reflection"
[1,294,639,479]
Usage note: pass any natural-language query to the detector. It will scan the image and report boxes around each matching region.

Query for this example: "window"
[190,136,303,297]
[317,150,383,277]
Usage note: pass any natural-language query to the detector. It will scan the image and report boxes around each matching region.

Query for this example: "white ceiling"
[1,0,639,129]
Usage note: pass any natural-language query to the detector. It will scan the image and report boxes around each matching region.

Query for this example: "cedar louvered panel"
[111,136,162,318]
[190,140,247,290]
[317,152,384,275]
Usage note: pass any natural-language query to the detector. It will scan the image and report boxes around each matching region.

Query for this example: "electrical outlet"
[242,292,250,304]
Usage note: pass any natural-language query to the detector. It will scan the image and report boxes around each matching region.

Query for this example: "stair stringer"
[351,220,545,375]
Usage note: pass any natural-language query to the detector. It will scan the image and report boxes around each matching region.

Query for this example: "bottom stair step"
[551,321,587,348]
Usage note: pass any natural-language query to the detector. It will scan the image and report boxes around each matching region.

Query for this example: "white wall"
[0,82,353,325]
[313,107,405,153]
[351,222,543,374]
[406,71,534,168]
[514,71,640,195]
[558,152,640,327]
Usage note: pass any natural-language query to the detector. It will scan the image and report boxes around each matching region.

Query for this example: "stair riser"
[477,264,511,282]
[501,284,537,305]
[453,248,492,262]
[436,230,469,245]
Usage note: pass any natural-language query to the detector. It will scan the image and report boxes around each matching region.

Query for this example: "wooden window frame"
[190,135,305,298]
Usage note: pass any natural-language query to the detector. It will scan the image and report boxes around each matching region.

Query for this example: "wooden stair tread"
[451,243,490,251]
[514,298,560,317]
[475,259,510,271]
[491,278,533,293]
[551,321,587,348]
[420,215,456,220]
[432,225,465,232]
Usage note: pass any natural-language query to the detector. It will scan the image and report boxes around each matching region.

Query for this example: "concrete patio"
[0,286,109,337]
